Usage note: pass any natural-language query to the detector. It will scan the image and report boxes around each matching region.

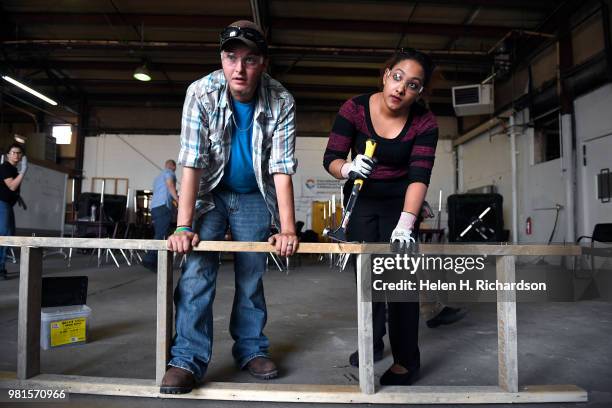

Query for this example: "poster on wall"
[301,176,344,199]
[296,176,344,229]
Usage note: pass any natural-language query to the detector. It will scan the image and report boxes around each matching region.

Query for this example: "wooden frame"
[0,237,587,404]
[91,177,129,195]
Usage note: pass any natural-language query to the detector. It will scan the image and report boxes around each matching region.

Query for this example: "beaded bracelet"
[174,226,193,234]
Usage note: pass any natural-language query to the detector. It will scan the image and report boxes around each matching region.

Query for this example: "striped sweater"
[323,93,438,198]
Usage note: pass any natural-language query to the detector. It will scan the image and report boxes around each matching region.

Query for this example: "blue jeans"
[168,189,271,380]
[144,205,173,266]
[0,201,16,271]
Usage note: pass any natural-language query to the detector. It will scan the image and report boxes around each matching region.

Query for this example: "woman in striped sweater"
[323,48,438,386]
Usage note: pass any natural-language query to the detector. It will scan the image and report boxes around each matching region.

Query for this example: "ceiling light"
[2,75,59,106]
[133,64,152,81]
[14,134,27,144]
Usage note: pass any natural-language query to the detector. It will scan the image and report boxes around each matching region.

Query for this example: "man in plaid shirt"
[161,20,299,394]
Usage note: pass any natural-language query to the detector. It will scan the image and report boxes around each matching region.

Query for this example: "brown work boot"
[245,357,278,380]
[160,366,196,394]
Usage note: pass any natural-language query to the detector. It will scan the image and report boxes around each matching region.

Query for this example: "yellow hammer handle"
[364,138,377,159]
[354,139,377,187]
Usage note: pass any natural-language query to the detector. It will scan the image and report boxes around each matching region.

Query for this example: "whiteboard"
[14,163,68,235]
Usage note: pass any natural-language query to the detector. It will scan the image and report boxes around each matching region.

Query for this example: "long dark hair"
[380,48,435,88]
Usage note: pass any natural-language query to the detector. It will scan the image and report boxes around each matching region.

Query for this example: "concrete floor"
[0,251,611,408]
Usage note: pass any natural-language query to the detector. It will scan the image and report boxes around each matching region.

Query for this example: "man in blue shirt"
[143,159,178,271]
[161,20,299,394]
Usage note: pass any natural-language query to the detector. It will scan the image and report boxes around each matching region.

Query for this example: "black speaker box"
[447,193,504,242]
[77,193,127,222]
[42,276,88,308]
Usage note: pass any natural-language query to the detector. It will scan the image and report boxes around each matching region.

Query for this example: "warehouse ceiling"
[0,0,568,133]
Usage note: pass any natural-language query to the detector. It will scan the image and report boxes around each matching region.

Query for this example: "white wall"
[83,134,457,232]
[574,83,612,240]
[422,139,455,229]
[458,124,513,234]
[83,134,338,228]
[83,134,181,193]
[293,137,340,228]
[516,110,567,245]
[574,83,612,141]
[457,110,569,247]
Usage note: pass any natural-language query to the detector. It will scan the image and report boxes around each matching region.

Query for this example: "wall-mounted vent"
[452,84,494,116]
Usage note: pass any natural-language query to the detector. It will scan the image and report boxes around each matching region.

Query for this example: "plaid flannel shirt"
[178,69,298,228]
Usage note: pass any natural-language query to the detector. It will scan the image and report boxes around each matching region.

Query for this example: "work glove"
[18,155,28,174]
[390,211,418,254]
[340,154,375,180]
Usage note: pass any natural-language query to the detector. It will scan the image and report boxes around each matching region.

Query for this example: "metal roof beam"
[9,13,247,28]
[272,18,514,37]
[9,13,513,37]
[14,61,487,81]
[402,0,555,10]
[287,0,554,10]
[29,79,454,99]
[11,60,220,73]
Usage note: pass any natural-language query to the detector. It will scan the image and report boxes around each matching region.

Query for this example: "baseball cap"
[220,20,268,55]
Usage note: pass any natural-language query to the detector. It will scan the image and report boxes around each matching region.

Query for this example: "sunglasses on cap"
[220,26,268,55]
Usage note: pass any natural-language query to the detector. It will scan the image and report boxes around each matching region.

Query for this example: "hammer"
[323,139,377,243]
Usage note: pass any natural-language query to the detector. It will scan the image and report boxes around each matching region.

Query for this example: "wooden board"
[156,251,173,385]
[0,236,583,256]
[356,254,374,394]
[582,246,612,257]
[496,255,518,392]
[4,241,589,405]
[17,247,42,380]
[0,373,588,404]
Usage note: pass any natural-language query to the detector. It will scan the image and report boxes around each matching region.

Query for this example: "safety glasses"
[220,26,268,55]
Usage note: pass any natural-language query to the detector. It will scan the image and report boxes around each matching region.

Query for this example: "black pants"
[347,194,420,371]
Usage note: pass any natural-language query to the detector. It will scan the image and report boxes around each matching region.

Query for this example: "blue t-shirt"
[151,168,177,209]
[221,97,259,193]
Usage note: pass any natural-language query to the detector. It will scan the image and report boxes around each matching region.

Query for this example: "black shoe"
[0,269,7,280]
[426,306,468,328]
[349,347,384,367]
[380,366,419,386]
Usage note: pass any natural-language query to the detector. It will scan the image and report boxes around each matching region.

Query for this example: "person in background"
[0,143,27,280]
[143,159,179,272]
[160,20,299,394]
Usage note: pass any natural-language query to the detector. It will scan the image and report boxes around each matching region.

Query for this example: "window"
[533,112,560,164]
[52,125,72,145]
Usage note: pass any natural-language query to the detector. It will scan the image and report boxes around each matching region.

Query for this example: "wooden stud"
[356,254,375,394]
[0,372,588,404]
[0,237,583,257]
[17,246,43,380]
[496,255,518,393]
[0,237,590,403]
[156,250,174,385]
[582,246,612,257]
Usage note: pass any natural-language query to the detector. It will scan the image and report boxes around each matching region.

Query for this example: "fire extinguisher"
[525,217,532,235]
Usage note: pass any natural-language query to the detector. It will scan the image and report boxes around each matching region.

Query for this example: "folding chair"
[574,223,612,299]
[575,223,612,276]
